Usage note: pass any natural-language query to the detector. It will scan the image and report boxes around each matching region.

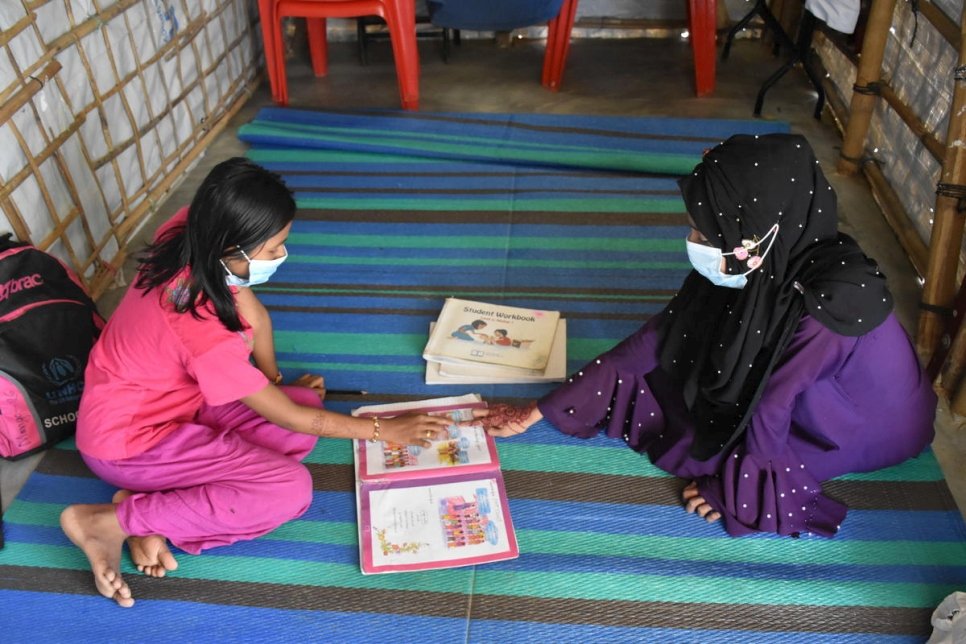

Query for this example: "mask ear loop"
[220,246,252,276]
[721,223,780,275]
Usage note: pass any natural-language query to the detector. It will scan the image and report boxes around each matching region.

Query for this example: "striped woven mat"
[1,109,962,643]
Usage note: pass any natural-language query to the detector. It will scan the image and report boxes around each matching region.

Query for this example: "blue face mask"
[222,247,288,287]
[686,241,748,289]
[685,223,779,290]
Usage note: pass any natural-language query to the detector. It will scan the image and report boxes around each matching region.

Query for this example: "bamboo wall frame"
[0,0,262,299]
[824,0,966,410]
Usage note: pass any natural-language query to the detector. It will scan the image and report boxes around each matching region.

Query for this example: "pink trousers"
[82,386,320,554]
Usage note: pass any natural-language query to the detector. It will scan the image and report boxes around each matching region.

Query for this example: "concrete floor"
[4,33,964,520]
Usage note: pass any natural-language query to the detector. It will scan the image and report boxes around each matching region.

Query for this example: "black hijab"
[659,133,893,460]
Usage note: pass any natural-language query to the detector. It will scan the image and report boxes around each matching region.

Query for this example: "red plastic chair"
[542,0,717,97]
[258,0,420,110]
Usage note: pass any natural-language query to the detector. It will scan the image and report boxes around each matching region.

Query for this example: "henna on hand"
[480,402,537,434]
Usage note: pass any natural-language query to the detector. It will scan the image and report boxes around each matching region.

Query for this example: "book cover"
[423,298,560,372]
[353,397,497,481]
[357,471,517,574]
[352,395,519,574]
[426,319,568,385]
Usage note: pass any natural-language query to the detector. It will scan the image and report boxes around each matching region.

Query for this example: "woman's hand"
[471,403,541,437]
[380,413,453,447]
[291,374,326,401]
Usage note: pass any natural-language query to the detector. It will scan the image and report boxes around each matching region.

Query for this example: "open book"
[351,394,519,574]
[425,319,568,384]
[423,298,560,373]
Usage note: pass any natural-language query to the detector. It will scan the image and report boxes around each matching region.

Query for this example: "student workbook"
[351,394,519,574]
[422,298,560,373]
[425,319,568,384]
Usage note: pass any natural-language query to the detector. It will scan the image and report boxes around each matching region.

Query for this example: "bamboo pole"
[818,28,946,164]
[0,12,35,49]
[816,41,932,282]
[952,378,966,414]
[0,60,61,127]
[821,27,946,163]
[837,0,896,176]
[920,0,960,49]
[917,4,966,362]
[777,0,800,42]
[879,83,945,162]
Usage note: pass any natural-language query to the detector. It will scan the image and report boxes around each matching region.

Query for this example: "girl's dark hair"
[135,157,295,331]
[472,320,487,328]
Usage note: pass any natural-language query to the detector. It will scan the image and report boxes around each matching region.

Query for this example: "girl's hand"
[292,374,326,401]
[381,413,453,447]
[471,403,541,437]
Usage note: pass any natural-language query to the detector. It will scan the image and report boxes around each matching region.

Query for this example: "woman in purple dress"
[480,134,936,538]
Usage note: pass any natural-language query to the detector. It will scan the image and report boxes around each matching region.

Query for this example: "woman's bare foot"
[112,490,179,578]
[682,481,721,523]
[60,504,134,607]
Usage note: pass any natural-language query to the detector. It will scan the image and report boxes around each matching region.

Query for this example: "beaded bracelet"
[369,417,381,443]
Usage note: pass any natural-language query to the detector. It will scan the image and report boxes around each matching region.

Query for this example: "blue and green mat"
[1,108,962,642]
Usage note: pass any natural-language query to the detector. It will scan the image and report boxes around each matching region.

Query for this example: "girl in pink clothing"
[60,158,451,608]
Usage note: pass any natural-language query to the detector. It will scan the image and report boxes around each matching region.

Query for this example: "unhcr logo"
[42,355,80,385]
[42,355,84,405]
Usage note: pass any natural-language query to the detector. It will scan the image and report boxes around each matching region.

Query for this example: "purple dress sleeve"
[539,313,665,442]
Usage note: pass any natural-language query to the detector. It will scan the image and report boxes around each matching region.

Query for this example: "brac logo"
[0,273,43,302]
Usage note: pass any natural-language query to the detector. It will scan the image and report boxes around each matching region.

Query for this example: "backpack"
[0,234,104,460]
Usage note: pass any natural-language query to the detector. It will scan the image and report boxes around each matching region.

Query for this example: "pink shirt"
[76,209,269,460]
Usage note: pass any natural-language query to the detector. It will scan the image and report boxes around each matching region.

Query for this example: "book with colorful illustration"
[351,394,519,574]
[422,298,561,373]
[425,319,568,384]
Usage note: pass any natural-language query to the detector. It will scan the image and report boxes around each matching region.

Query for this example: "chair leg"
[721,0,764,61]
[688,0,716,97]
[272,5,289,105]
[554,0,579,88]
[753,10,824,118]
[357,18,368,65]
[542,0,578,91]
[542,12,563,88]
[306,17,328,77]
[257,0,280,100]
[384,1,420,110]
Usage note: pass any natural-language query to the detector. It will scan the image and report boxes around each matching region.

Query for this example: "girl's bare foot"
[112,490,179,578]
[59,504,134,607]
[682,481,721,523]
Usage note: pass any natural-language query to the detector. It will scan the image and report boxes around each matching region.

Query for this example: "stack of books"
[423,297,567,384]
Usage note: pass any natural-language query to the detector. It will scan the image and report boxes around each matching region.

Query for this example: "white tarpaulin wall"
[817,0,961,259]
[0,0,260,297]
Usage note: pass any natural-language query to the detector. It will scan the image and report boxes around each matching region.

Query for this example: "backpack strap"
[0,233,28,254]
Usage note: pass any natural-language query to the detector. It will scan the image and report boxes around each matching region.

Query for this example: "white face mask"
[221,247,288,287]
[685,223,779,289]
